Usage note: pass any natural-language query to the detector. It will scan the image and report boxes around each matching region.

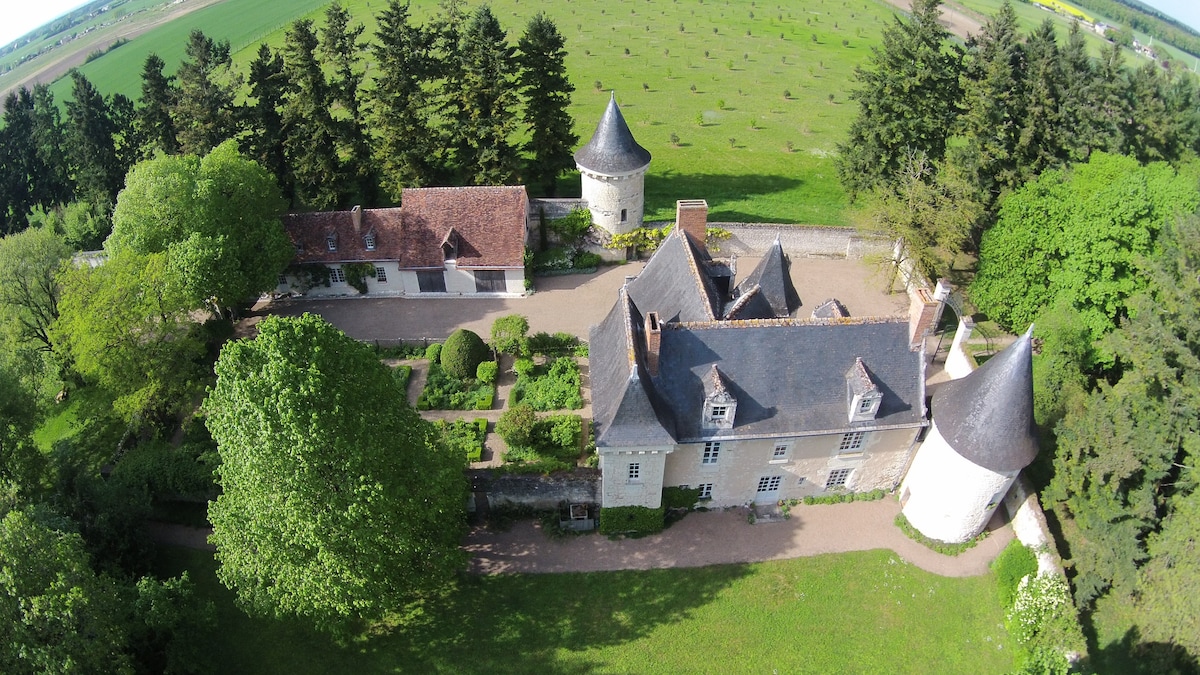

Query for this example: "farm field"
[158,545,1014,674]
[59,0,909,225]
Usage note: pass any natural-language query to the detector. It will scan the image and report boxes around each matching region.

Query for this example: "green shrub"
[425,343,442,361]
[490,314,530,355]
[1007,573,1084,657]
[548,207,593,244]
[533,247,575,273]
[342,262,377,294]
[663,486,701,510]
[512,357,583,411]
[513,357,536,377]
[476,360,498,384]
[436,418,486,463]
[496,404,538,447]
[993,540,1039,608]
[803,489,886,505]
[392,365,412,392]
[573,343,589,358]
[536,414,581,462]
[441,328,490,379]
[575,251,602,269]
[599,505,666,536]
[418,360,494,410]
[528,331,580,355]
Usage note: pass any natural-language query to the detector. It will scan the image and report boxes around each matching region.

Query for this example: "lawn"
[60,0,908,226]
[158,545,1013,674]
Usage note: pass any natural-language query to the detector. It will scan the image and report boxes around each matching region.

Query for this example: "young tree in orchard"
[449,6,520,185]
[172,30,241,156]
[242,44,289,196]
[65,70,121,205]
[205,314,467,628]
[836,0,962,198]
[136,53,180,158]
[517,14,577,196]
[320,2,375,204]
[107,140,292,318]
[372,0,436,198]
[281,19,344,209]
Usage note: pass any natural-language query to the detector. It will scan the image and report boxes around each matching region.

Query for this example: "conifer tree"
[1014,20,1066,183]
[281,19,343,209]
[320,3,375,204]
[836,0,962,198]
[1057,22,1099,162]
[428,0,468,182]
[173,30,241,155]
[136,53,179,157]
[29,85,72,210]
[451,6,520,185]
[1,89,37,233]
[517,14,577,196]
[371,0,436,199]
[64,71,120,205]
[242,44,290,197]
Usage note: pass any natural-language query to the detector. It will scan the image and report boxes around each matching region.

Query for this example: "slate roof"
[574,94,652,175]
[626,229,721,323]
[283,186,528,269]
[733,237,799,318]
[589,288,677,447]
[933,328,1038,473]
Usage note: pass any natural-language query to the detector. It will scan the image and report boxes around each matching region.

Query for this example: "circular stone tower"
[899,327,1038,544]
[574,93,652,236]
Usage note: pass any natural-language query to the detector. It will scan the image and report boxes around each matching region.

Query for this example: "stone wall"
[701,223,891,259]
[1003,476,1067,577]
[471,468,601,510]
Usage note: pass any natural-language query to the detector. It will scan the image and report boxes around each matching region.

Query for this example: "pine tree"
[29,85,72,210]
[1125,62,1186,163]
[517,14,577,196]
[242,44,290,197]
[136,53,179,157]
[1014,19,1066,183]
[281,19,343,209]
[65,70,120,205]
[836,0,962,198]
[371,0,436,199]
[1,89,37,233]
[109,93,140,183]
[451,6,520,185]
[320,3,375,204]
[173,30,241,155]
[1057,22,1098,162]
[428,0,468,181]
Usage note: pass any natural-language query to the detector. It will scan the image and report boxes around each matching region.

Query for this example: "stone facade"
[580,167,647,236]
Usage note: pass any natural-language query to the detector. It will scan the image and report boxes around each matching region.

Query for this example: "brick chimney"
[644,311,662,376]
[676,199,708,251]
[351,205,362,235]
[908,287,941,349]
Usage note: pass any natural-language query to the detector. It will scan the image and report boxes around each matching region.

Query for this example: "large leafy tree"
[281,19,343,209]
[136,53,180,157]
[448,6,520,185]
[108,139,292,317]
[172,30,241,156]
[971,152,1200,345]
[516,13,577,196]
[0,226,70,355]
[371,0,436,198]
[836,0,962,198]
[205,314,467,627]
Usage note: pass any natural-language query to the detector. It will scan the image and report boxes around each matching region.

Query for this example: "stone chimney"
[676,199,708,250]
[644,311,662,376]
[351,205,362,235]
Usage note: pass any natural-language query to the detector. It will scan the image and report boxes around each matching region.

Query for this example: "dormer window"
[702,365,737,429]
[441,228,459,261]
[364,233,376,250]
[326,234,338,252]
[846,357,882,422]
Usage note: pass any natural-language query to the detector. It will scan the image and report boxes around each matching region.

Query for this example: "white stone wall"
[661,427,921,508]
[443,261,475,294]
[900,421,1017,543]
[1004,476,1065,577]
[581,167,646,236]
[702,224,890,259]
[599,448,671,508]
[504,269,525,294]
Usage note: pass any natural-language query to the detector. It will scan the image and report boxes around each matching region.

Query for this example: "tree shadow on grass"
[1085,625,1199,675]
[645,172,802,222]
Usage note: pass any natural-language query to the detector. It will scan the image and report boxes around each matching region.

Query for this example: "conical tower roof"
[932,327,1038,473]
[574,93,652,175]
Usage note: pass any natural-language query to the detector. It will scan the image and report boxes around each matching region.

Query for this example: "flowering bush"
[1008,573,1071,646]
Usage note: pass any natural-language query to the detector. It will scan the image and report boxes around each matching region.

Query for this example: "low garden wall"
[1003,476,1066,578]
[470,468,600,510]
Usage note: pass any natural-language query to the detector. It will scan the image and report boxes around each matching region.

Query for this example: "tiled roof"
[283,186,528,269]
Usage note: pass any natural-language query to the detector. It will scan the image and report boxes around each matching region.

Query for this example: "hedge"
[441,328,490,379]
[662,486,701,510]
[599,505,666,536]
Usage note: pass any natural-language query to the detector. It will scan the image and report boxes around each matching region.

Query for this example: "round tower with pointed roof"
[898,328,1039,543]
[575,93,652,236]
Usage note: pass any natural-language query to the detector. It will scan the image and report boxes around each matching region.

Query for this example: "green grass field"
[60,0,908,225]
[159,545,1014,674]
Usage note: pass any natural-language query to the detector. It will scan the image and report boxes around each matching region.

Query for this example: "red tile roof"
[282,186,528,269]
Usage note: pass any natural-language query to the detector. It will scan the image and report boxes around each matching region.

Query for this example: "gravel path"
[465,498,1013,578]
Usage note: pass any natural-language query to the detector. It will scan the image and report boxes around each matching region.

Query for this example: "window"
[772,443,788,459]
[474,270,507,293]
[278,274,288,286]
[858,397,874,413]
[710,405,727,420]
[756,476,782,493]
[702,442,721,465]
[326,235,337,252]
[838,432,865,453]
[375,266,387,283]
[329,267,346,283]
[417,270,446,293]
[364,233,376,250]
[628,463,641,482]
[698,483,713,500]
[620,208,628,222]
[826,468,852,489]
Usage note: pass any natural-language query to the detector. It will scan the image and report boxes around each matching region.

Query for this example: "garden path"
[463,498,1014,578]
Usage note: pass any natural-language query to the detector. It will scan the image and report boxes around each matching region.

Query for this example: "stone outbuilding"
[574,93,652,236]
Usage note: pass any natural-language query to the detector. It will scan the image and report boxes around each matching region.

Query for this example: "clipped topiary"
[440,328,490,380]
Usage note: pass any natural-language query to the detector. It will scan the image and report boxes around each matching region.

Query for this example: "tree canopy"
[205,314,467,627]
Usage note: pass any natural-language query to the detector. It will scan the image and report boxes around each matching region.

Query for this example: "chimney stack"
[351,205,362,235]
[644,311,662,376]
[676,199,708,250]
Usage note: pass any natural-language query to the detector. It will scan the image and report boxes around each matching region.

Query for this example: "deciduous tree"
[205,314,467,627]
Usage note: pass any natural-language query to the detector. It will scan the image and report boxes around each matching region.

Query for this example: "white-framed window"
[858,398,874,413]
[838,432,865,453]
[771,443,789,462]
[710,405,727,420]
[826,468,852,489]
[628,462,641,482]
[329,267,346,283]
[756,476,782,493]
[375,266,387,283]
[326,235,337,252]
[698,483,713,500]
[364,233,376,250]
[702,442,721,465]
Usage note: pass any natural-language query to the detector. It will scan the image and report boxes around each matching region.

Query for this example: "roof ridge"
[671,315,909,329]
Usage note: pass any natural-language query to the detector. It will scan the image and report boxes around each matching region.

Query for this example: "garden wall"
[705,223,890,259]
[471,468,600,510]
[1003,476,1067,578]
